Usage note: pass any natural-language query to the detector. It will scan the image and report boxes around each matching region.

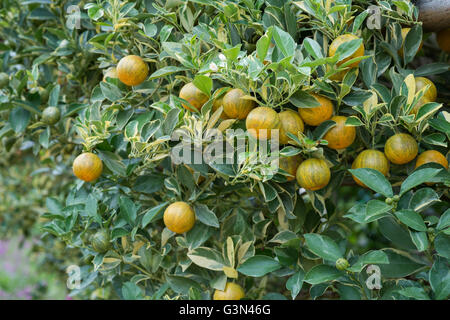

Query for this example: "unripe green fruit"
[91,230,111,253]
[385,197,393,205]
[335,258,350,271]
[42,107,61,125]
[0,72,9,89]
[392,195,400,202]
[39,87,49,103]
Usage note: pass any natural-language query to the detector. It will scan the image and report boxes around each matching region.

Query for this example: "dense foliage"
[0,0,449,300]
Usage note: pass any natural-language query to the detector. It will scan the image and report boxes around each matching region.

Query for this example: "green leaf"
[304,265,343,285]
[304,233,343,262]
[237,255,282,277]
[365,200,392,222]
[378,217,416,250]
[409,230,429,252]
[194,204,219,228]
[394,209,427,232]
[286,270,305,300]
[100,81,123,102]
[378,249,424,278]
[348,250,389,272]
[142,202,168,228]
[303,38,323,59]
[289,90,321,108]
[437,209,450,230]
[9,107,31,133]
[409,188,439,212]
[149,66,187,80]
[166,275,201,295]
[429,257,450,300]
[119,196,138,226]
[272,26,296,59]
[187,247,225,271]
[435,233,450,259]
[122,282,144,300]
[398,286,430,300]
[193,75,212,97]
[348,168,393,197]
[400,168,442,195]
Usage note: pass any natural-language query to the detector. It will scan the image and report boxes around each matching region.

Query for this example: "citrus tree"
[0,0,449,300]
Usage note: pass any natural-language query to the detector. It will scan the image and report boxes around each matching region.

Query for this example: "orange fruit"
[279,110,304,144]
[298,93,334,126]
[179,82,209,112]
[211,94,228,119]
[279,155,302,181]
[117,55,149,86]
[329,34,364,68]
[102,67,118,82]
[213,282,245,300]
[163,201,196,234]
[415,150,448,169]
[351,149,390,187]
[384,133,418,165]
[73,152,103,182]
[296,158,331,191]
[323,116,356,150]
[411,77,437,114]
[398,27,423,57]
[246,107,281,140]
[437,28,450,53]
[222,88,255,119]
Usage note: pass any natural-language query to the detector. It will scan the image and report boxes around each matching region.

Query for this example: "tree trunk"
[417,0,450,31]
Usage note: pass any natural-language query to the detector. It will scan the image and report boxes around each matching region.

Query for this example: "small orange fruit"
[211,89,228,119]
[279,110,304,144]
[279,155,302,181]
[245,107,281,140]
[296,158,331,191]
[179,82,209,112]
[163,201,196,234]
[323,116,356,150]
[73,152,103,182]
[117,55,149,86]
[415,150,448,170]
[411,77,437,114]
[298,93,334,126]
[351,149,390,187]
[384,133,418,165]
[329,34,365,68]
[213,282,245,300]
[222,88,255,119]
[437,28,450,53]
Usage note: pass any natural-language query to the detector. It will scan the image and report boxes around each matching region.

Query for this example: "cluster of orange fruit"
[68,27,450,301]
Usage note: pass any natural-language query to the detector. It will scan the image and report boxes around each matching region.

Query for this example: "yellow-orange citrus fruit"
[213,282,245,300]
[117,55,149,86]
[222,88,255,119]
[415,150,448,169]
[212,96,228,119]
[102,67,118,82]
[399,27,423,57]
[323,116,356,150]
[298,93,334,126]
[163,201,196,234]
[245,107,281,140]
[351,149,390,187]
[296,158,331,191]
[411,77,437,114]
[279,110,304,144]
[279,155,302,181]
[329,34,365,68]
[384,133,418,165]
[437,28,450,53]
[73,152,103,182]
[179,82,209,112]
